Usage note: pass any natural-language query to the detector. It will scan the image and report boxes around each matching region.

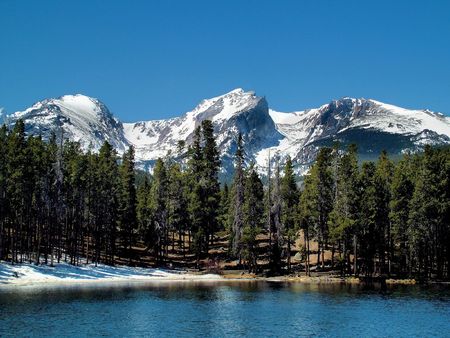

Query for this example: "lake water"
[0,281,449,337]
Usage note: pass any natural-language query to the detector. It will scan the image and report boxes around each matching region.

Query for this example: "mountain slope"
[264,97,450,168]
[5,90,450,178]
[122,88,283,174]
[6,94,128,152]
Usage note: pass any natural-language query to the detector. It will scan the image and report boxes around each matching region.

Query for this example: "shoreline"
[0,261,225,289]
[2,261,448,290]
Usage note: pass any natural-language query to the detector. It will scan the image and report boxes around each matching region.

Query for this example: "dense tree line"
[298,144,449,279]
[0,119,449,280]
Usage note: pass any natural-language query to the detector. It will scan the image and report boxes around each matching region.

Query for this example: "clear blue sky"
[1,0,449,121]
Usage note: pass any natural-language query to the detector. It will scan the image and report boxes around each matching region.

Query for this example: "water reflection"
[0,282,449,337]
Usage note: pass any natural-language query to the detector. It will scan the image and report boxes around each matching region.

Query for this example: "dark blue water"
[0,281,449,337]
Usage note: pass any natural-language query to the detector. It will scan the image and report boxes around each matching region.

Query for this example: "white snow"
[123,88,262,161]
[0,261,222,288]
[9,94,128,154]
[8,90,450,176]
[360,99,450,136]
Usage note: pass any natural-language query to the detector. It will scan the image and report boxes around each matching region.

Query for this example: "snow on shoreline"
[0,261,223,288]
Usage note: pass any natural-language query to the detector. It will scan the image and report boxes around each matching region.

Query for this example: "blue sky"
[1,0,449,121]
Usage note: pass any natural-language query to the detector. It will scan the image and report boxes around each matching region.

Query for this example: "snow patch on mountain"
[8,94,128,152]
[123,88,270,163]
[5,90,450,179]
[342,99,450,136]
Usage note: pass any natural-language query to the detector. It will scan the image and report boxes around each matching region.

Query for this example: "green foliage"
[0,119,448,280]
[118,146,137,262]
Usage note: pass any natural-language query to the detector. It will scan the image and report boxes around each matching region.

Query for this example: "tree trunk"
[353,234,357,276]
[331,244,335,269]
[287,238,291,273]
[317,241,321,270]
[305,229,310,276]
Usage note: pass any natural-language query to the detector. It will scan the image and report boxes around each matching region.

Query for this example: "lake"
[0,281,449,337]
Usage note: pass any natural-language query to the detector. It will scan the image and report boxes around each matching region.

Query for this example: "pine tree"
[298,166,319,276]
[407,146,449,279]
[150,158,168,262]
[27,135,49,264]
[328,144,359,274]
[6,120,27,263]
[1,115,449,280]
[137,175,153,253]
[242,163,264,272]
[96,141,119,265]
[280,156,299,272]
[390,153,414,276]
[374,150,394,274]
[201,120,221,249]
[83,147,97,265]
[118,146,137,264]
[358,162,378,276]
[217,183,231,232]
[269,161,283,274]
[230,133,245,261]
[167,163,189,255]
[187,127,205,265]
[0,124,8,260]
[313,147,334,270]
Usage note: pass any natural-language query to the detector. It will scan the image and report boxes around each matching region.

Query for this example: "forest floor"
[0,229,420,288]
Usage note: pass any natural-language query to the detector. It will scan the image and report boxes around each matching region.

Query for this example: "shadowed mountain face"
[4,89,450,179]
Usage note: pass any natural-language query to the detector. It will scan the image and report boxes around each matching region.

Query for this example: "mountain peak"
[188,88,263,123]
[9,93,127,152]
[5,91,450,179]
[228,87,245,94]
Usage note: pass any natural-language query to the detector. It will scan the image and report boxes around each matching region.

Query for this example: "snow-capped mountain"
[123,88,282,173]
[5,89,450,178]
[265,97,450,168]
[4,94,128,152]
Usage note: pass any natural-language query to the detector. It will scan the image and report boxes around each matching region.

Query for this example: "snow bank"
[0,262,222,288]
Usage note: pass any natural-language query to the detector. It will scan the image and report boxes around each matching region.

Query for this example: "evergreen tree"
[269,161,283,274]
[0,125,8,260]
[407,146,449,279]
[230,133,245,261]
[1,117,449,280]
[328,144,359,274]
[313,147,334,270]
[390,153,414,276]
[96,141,119,265]
[137,175,153,253]
[201,120,221,249]
[118,146,137,264]
[149,158,168,262]
[358,162,378,276]
[242,163,264,272]
[374,150,394,274]
[61,141,84,265]
[187,127,205,265]
[217,183,231,232]
[83,147,96,265]
[298,166,319,276]
[6,120,27,263]
[280,156,299,272]
[167,163,189,255]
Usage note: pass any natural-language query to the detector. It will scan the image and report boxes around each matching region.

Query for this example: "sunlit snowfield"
[0,282,449,337]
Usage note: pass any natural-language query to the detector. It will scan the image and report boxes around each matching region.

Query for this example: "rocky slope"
[4,89,450,178]
[5,94,128,152]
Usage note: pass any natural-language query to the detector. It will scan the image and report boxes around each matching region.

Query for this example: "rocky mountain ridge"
[4,89,450,178]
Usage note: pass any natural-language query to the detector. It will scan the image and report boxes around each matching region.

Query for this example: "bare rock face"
[5,89,450,179]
